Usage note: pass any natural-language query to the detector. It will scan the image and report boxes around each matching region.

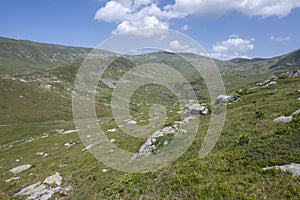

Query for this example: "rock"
[289,70,300,78]
[62,130,77,134]
[110,139,115,143]
[264,81,277,87]
[297,97,300,101]
[36,152,44,156]
[127,120,137,125]
[15,182,47,197]
[14,180,72,200]
[9,164,32,174]
[44,172,62,186]
[184,103,208,115]
[102,169,108,173]
[182,116,197,124]
[215,95,236,104]
[297,89,300,93]
[5,177,20,183]
[273,116,293,123]
[164,141,169,146]
[263,163,300,177]
[107,128,117,133]
[292,108,300,116]
[81,144,94,151]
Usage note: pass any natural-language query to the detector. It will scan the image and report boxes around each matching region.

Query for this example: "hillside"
[0,37,300,199]
[0,37,91,73]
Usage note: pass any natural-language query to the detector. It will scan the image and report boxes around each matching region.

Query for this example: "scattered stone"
[164,141,169,146]
[273,116,293,123]
[44,84,52,90]
[183,116,197,124]
[81,144,94,151]
[64,142,75,148]
[102,169,108,173]
[16,159,20,162]
[56,129,64,134]
[263,163,300,177]
[297,89,300,93]
[264,81,277,87]
[110,139,115,143]
[44,172,62,186]
[9,164,32,174]
[41,133,49,139]
[215,95,236,104]
[107,128,117,133]
[62,130,77,134]
[126,120,137,125]
[184,103,208,115]
[292,108,300,116]
[36,152,44,156]
[5,177,20,183]
[297,97,300,101]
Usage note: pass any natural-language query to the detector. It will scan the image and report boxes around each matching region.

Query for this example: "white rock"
[215,95,235,104]
[9,164,32,174]
[292,108,300,116]
[44,172,62,186]
[81,144,94,151]
[264,81,277,87]
[5,177,20,183]
[273,116,293,123]
[263,163,300,177]
[107,128,117,133]
[127,120,137,125]
[110,139,115,143]
[164,141,169,146]
[102,169,108,173]
[62,130,77,134]
[36,152,44,156]
[297,97,300,101]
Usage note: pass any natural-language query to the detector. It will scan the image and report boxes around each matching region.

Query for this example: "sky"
[1,0,300,60]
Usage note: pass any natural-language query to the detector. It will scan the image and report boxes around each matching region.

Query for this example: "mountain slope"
[0,37,91,73]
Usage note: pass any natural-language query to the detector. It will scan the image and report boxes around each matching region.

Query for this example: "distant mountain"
[270,48,300,70]
[0,37,91,73]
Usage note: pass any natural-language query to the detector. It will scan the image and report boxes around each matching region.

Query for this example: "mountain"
[0,37,300,199]
[0,37,91,73]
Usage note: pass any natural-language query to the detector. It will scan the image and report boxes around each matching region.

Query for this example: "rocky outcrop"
[133,126,176,158]
[14,172,71,200]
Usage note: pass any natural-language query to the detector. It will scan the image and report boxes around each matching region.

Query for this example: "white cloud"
[94,0,300,36]
[113,16,169,36]
[168,40,199,54]
[270,36,291,42]
[181,24,189,31]
[210,35,255,60]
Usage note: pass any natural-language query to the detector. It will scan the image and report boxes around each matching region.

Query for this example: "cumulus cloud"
[270,36,291,42]
[168,40,199,54]
[210,35,255,60]
[94,0,300,36]
[181,24,189,31]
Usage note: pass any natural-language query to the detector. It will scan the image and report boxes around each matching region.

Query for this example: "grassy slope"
[0,75,299,199]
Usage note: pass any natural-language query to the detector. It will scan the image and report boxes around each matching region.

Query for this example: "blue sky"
[1,0,300,60]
